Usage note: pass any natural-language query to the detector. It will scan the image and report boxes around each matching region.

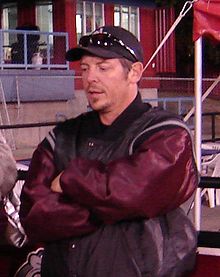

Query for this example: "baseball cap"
[66,26,143,63]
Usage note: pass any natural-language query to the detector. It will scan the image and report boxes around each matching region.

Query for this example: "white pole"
[194,37,203,231]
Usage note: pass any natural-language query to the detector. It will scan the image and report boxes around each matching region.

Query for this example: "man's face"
[80,56,136,122]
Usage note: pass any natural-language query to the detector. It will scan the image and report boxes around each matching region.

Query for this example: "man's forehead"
[80,55,119,64]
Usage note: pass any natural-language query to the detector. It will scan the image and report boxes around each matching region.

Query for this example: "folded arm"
[59,127,198,224]
[19,142,99,243]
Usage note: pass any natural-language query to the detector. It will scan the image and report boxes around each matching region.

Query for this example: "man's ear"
[128,62,144,83]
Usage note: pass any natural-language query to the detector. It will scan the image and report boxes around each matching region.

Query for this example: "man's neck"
[99,110,121,125]
[99,92,138,125]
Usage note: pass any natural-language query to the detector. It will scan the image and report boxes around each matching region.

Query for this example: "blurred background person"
[0,131,17,200]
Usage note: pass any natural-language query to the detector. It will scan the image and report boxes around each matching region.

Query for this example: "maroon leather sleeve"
[19,144,98,243]
[60,127,198,223]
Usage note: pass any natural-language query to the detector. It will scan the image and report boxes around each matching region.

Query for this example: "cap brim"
[66,46,125,61]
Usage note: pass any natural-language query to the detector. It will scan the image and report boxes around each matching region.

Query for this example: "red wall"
[140,8,156,77]
[17,2,36,27]
[167,7,176,73]
[53,0,76,64]
[139,8,159,88]
[104,3,114,25]
[53,0,76,46]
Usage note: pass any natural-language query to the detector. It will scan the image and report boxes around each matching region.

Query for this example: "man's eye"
[81,67,88,72]
[99,66,108,71]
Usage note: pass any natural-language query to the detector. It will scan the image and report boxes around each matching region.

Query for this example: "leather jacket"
[20,95,198,277]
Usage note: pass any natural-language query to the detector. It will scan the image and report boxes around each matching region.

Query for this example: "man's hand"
[51,172,63,193]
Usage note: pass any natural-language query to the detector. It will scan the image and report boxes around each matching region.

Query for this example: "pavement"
[201,204,220,232]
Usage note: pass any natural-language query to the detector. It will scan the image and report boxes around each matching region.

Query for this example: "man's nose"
[86,68,98,83]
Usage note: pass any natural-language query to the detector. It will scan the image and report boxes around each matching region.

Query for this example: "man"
[20,26,198,277]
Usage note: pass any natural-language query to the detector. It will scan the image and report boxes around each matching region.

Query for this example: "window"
[36,2,53,33]
[36,2,53,58]
[1,3,17,30]
[76,1,105,42]
[114,5,139,39]
[1,3,17,60]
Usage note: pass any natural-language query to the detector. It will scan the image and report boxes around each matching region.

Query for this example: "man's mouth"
[88,90,103,94]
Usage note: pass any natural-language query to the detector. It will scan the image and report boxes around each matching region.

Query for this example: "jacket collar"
[95,92,151,140]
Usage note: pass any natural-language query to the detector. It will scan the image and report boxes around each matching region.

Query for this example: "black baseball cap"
[66,26,143,63]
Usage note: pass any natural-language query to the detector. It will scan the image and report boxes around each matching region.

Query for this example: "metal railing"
[0,29,69,70]
[141,76,220,98]
[143,96,194,115]
[0,74,219,150]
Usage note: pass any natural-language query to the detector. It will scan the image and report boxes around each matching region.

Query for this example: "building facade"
[0,0,176,80]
